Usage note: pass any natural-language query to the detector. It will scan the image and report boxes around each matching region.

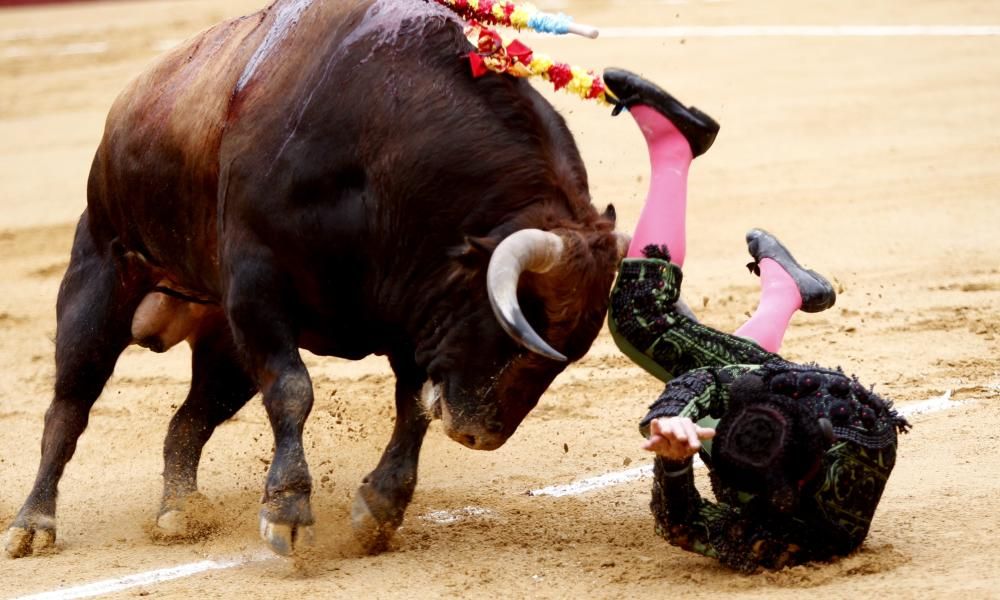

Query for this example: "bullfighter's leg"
[154,316,258,539]
[603,68,720,266]
[609,246,778,383]
[224,255,315,556]
[5,217,148,558]
[733,229,836,352]
[351,355,430,553]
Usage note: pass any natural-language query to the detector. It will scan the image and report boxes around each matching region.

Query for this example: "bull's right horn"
[486,229,567,362]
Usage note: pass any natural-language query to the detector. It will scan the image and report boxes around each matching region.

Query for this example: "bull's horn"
[487,229,567,362]
[614,232,631,260]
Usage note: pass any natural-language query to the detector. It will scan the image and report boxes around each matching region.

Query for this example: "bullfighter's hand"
[641,416,716,461]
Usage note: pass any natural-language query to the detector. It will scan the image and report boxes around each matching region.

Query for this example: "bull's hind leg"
[153,317,257,540]
[352,356,430,553]
[5,218,148,558]
[224,254,315,556]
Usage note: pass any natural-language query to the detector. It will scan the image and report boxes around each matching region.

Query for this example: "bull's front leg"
[257,364,315,555]
[225,256,315,556]
[351,356,430,553]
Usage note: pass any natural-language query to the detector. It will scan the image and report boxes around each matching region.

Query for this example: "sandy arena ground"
[1,0,999,598]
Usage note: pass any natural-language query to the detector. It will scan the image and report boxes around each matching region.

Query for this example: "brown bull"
[5,0,625,558]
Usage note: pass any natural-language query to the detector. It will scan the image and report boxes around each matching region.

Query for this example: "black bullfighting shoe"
[745,228,837,313]
[603,67,720,158]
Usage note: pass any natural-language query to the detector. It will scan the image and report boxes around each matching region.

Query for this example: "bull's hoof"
[154,510,189,538]
[258,513,314,556]
[4,515,57,558]
[150,493,217,542]
[258,490,315,556]
[350,485,402,554]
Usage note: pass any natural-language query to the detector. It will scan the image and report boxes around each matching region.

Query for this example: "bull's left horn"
[487,229,567,362]
[614,232,631,261]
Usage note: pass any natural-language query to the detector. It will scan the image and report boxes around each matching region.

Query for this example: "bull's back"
[88,0,425,295]
[90,0,573,311]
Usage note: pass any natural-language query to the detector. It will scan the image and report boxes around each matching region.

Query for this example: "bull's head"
[419,214,628,450]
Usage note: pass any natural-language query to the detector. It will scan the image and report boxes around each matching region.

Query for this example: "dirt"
[1,0,999,598]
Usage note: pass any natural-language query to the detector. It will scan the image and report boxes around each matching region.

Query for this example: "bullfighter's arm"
[648,454,814,572]
[639,364,757,437]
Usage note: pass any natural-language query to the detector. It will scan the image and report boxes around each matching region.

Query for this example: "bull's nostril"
[485,420,503,434]
[464,435,477,447]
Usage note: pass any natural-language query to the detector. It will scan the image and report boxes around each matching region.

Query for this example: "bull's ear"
[449,235,498,267]
[602,203,617,225]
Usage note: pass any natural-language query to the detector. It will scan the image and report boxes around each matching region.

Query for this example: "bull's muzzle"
[421,381,508,451]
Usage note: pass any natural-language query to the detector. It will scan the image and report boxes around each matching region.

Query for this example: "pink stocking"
[733,258,804,353]
[625,106,693,267]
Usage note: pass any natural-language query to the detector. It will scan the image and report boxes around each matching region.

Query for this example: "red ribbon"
[548,63,573,90]
[506,39,533,65]
[468,51,489,77]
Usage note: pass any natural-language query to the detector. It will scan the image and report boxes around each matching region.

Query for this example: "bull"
[5,0,626,558]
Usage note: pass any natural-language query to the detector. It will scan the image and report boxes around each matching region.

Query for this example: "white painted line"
[0,28,84,43]
[11,552,273,600]
[0,41,108,59]
[529,390,963,497]
[528,457,705,498]
[419,506,496,525]
[9,506,500,600]
[895,389,960,417]
[0,47,32,59]
[595,25,1000,38]
[55,41,107,56]
[7,23,992,48]
[9,390,968,599]
[2,24,996,60]
[529,464,652,497]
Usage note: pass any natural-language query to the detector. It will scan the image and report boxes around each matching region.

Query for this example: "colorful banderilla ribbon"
[430,0,611,104]
[433,0,600,38]
[464,20,610,105]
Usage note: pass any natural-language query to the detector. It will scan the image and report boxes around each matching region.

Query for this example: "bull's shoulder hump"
[106,10,270,129]
[231,0,464,98]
